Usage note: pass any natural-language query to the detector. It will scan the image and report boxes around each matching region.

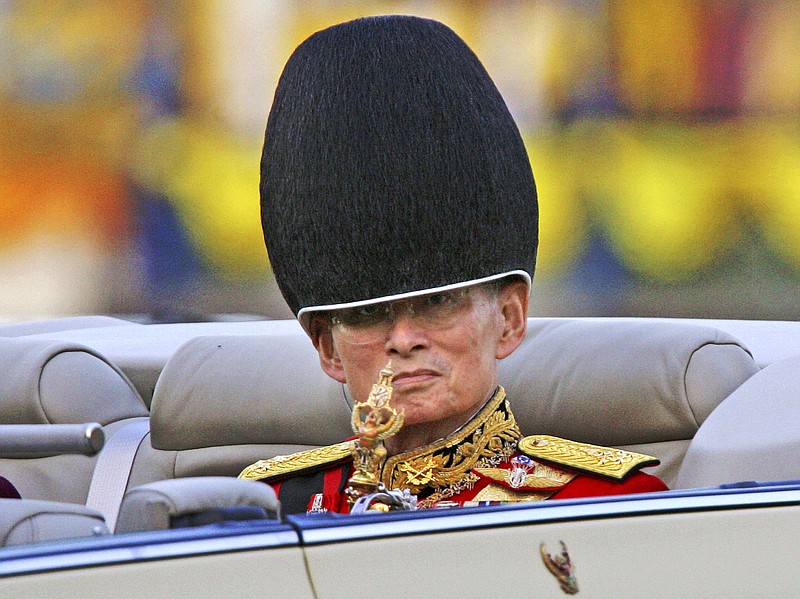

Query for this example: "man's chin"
[395,400,453,432]
[392,401,437,430]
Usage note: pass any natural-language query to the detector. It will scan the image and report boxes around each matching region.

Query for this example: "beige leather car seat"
[501,319,759,486]
[676,354,800,488]
[0,499,109,547]
[0,338,149,504]
[124,331,351,492]
[120,318,757,499]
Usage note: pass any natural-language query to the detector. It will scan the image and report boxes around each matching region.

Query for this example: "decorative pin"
[345,361,404,506]
[540,541,579,595]
[507,455,535,489]
[307,493,326,514]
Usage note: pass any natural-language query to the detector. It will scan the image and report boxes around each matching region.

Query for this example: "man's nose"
[385,309,428,355]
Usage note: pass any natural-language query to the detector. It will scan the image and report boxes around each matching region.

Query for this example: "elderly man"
[240,15,667,514]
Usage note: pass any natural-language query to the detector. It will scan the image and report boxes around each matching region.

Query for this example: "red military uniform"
[240,388,667,514]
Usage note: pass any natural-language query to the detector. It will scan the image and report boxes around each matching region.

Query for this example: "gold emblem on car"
[540,540,579,595]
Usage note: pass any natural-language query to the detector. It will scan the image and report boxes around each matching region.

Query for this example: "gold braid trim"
[382,387,521,496]
[518,435,660,480]
[238,442,354,482]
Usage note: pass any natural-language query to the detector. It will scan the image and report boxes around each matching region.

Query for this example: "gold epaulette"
[518,435,659,481]
[238,441,354,482]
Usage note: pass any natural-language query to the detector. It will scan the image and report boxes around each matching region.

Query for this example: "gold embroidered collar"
[380,387,521,498]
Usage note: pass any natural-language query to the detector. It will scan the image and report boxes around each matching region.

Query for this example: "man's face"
[312,282,528,443]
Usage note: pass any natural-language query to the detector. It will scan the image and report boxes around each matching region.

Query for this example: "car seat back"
[124,318,757,492]
[125,332,351,491]
[501,319,758,485]
[676,354,800,488]
[0,338,148,503]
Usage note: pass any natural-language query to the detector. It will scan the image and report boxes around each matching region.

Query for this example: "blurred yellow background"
[1,0,799,322]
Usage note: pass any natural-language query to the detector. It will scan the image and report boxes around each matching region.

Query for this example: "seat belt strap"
[85,418,150,532]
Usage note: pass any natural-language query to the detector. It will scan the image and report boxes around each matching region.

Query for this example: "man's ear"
[495,279,529,360]
[309,316,347,383]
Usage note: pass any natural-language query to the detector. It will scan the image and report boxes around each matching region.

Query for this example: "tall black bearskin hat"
[261,15,538,331]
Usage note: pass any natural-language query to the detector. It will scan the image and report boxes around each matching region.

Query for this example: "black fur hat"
[260,15,538,329]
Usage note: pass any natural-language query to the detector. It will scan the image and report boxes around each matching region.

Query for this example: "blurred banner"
[1,0,799,321]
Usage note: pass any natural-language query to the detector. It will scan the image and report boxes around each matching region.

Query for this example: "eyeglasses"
[329,287,483,344]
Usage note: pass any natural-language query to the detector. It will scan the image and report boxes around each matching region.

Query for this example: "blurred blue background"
[1,0,799,322]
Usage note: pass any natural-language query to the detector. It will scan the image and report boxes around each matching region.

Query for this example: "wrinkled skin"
[311,280,529,454]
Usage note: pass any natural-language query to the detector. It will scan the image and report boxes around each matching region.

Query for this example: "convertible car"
[1,315,799,597]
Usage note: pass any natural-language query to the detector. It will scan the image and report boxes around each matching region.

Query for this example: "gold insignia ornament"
[397,455,437,486]
[346,361,404,506]
[540,541,579,595]
[519,435,659,480]
[383,389,520,497]
[474,460,574,490]
[507,455,534,488]
[472,484,552,503]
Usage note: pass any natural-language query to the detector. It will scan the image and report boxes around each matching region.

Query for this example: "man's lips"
[392,369,439,386]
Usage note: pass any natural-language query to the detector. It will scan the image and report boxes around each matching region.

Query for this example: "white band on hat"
[296,270,531,335]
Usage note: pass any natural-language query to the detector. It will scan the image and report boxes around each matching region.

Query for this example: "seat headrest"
[500,319,758,446]
[0,338,148,425]
[675,354,800,488]
[149,334,352,451]
[149,319,757,453]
